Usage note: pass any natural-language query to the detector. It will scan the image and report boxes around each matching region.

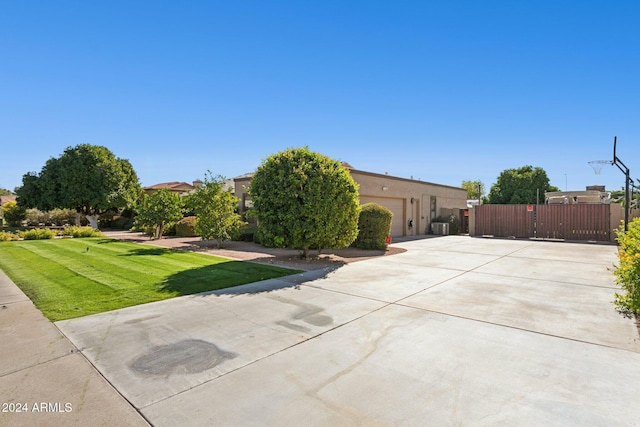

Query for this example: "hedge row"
[0,226,102,241]
[614,218,640,316]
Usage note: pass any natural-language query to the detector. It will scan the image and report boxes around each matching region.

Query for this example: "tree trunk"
[86,214,100,229]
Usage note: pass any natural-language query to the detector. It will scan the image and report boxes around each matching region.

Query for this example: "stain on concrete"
[269,296,333,332]
[275,320,310,333]
[129,339,236,376]
[124,314,161,324]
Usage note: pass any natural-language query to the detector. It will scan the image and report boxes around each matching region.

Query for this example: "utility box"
[431,222,449,236]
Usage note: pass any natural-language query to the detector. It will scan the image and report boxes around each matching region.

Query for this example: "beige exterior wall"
[234,170,468,237]
[610,204,640,242]
[234,176,255,223]
[610,204,625,241]
[352,170,467,236]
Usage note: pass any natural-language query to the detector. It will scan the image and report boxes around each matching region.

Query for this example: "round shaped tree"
[249,147,360,258]
[486,165,558,204]
[16,144,141,229]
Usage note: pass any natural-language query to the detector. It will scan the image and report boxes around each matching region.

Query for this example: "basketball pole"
[612,136,631,231]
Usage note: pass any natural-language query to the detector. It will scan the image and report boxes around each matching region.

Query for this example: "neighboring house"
[0,195,17,205]
[143,181,202,196]
[233,166,468,238]
[143,179,236,196]
[545,186,611,205]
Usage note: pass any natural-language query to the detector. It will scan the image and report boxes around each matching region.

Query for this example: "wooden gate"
[475,205,534,238]
[475,204,610,241]
[537,204,610,241]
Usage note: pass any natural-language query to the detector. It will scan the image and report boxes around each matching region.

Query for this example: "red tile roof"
[0,195,17,204]
[143,182,195,191]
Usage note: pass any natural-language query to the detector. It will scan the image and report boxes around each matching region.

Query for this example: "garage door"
[360,196,404,237]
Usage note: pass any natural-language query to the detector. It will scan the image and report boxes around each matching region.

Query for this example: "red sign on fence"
[527,205,534,212]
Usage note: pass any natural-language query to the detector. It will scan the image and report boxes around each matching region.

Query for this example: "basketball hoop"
[588,160,612,175]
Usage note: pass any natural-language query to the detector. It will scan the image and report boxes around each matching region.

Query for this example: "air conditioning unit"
[431,222,449,236]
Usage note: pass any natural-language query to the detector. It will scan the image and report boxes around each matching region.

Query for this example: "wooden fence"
[475,205,534,239]
[537,204,610,241]
[474,204,612,242]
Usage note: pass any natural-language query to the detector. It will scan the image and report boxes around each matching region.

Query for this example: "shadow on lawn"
[161,262,342,297]
[119,247,177,256]
[93,239,177,256]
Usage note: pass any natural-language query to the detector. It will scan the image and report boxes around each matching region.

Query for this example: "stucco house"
[0,195,16,205]
[143,181,202,196]
[143,178,236,196]
[233,166,467,238]
[545,186,612,205]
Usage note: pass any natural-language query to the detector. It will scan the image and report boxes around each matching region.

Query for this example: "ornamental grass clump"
[61,226,103,238]
[20,228,56,240]
[0,231,20,241]
[614,218,640,317]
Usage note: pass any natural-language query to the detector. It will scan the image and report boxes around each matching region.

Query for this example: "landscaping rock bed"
[102,231,406,271]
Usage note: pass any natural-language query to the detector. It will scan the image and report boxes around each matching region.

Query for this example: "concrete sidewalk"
[54,236,640,426]
[0,269,149,427]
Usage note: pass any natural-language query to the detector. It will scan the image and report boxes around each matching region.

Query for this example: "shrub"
[0,231,20,241]
[49,208,77,226]
[20,228,56,240]
[175,216,198,237]
[352,203,393,250]
[232,224,258,242]
[25,208,50,226]
[24,208,86,227]
[61,226,103,238]
[614,218,640,317]
[110,215,135,230]
[164,222,177,236]
[2,201,25,227]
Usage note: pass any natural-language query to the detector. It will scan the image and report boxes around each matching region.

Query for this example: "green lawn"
[0,238,300,321]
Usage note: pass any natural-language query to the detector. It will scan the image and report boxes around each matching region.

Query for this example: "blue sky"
[1,1,638,194]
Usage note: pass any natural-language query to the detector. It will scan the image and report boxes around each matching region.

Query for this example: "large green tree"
[134,189,184,239]
[187,173,245,248]
[16,144,141,228]
[461,180,485,200]
[487,165,558,204]
[249,147,360,258]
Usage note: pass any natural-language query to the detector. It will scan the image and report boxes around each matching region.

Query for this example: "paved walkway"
[0,269,149,426]
[2,236,640,426]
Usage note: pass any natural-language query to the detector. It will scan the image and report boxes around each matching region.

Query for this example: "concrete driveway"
[56,236,640,426]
